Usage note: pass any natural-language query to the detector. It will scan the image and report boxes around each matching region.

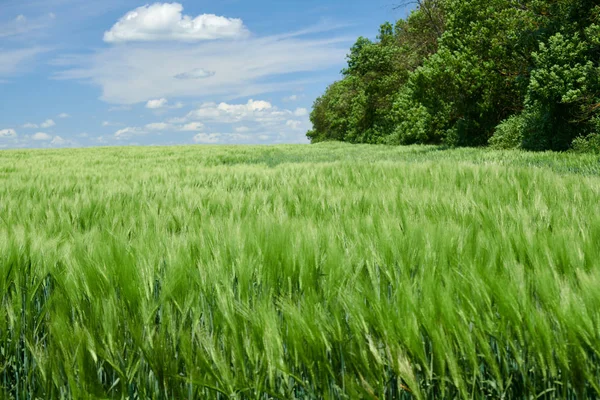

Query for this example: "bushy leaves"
[309,0,600,151]
[308,2,444,144]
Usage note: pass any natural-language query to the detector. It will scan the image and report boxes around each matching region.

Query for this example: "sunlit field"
[2,143,600,399]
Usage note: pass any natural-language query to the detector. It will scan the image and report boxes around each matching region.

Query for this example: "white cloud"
[294,108,308,117]
[187,99,278,122]
[54,26,350,104]
[146,98,168,109]
[40,119,56,128]
[187,99,301,126]
[0,47,49,77]
[114,127,146,139]
[98,96,311,145]
[175,68,215,80]
[23,123,39,129]
[0,129,17,138]
[58,113,70,118]
[190,132,281,144]
[192,133,220,143]
[181,122,204,131]
[286,120,303,130]
[50,136,67,145]
[0,13,54,39]
[145,122,171,131]
[32,132,52,141]
[145,99,184,110]
[104,3,248,43]
[283,95,298,102]
[180,99,311,143]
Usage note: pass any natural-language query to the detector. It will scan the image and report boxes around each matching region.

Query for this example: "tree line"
[307,0,600,152]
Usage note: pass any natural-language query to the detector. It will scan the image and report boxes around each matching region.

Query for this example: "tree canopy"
[307,0,600,151]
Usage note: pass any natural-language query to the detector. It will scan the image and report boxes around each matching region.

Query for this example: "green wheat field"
[2,143,600,399]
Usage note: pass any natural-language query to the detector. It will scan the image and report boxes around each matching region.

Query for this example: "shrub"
[489,114,525,149]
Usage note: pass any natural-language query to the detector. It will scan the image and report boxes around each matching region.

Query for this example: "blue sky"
[0,0,412,148]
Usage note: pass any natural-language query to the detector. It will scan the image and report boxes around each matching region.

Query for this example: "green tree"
[307,1,445,144]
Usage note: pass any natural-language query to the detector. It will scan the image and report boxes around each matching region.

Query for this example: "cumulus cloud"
[186,99,304,126]
[50,136,67,145]
[178,99,311,144]
[114,120,205,138]
[23,123,38,129]
[104,3,248,43]
[40,119,56,128]
[286,120,303,130]
[283,94,298,102]
[192,133,220,144]
[54,26,350,104]
[175,68,215,80]
[188,99,275,122]
[181,122,204,131]
[146,98,168,109]
[58,113,70,118]
[294,108,308,117]
[146,98,183,109]
[32,132,52,141]
[115,127,146,139]
[145,122,171,130]
[0,128,17,138]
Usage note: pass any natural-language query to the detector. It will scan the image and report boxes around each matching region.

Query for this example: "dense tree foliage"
[307,0,445,144]
[308,0,600,151]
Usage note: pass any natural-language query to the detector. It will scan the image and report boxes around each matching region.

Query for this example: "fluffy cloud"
[175,68,215,80]
[103,97,310,144]
[104,3,248,43]
[50,136,67,145]
[114,120,205,138]
[145,122,171,130]
[0,129,17,138]
[180,122,204,131]
[294,108,308,117]
[146,98,168,109]
[23,118,60,129]
[32,132,52,141]
[115,127,146,139]
[192,133,220,144]
[146,98,183,109]
[188,99,277,122]
[186,100,307,127]
[55,26,350,104]
[286,120,303,130]
[41,119,56,128]
[58,113,70,118]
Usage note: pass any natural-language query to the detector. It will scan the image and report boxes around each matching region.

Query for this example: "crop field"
[1,143,600,399]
